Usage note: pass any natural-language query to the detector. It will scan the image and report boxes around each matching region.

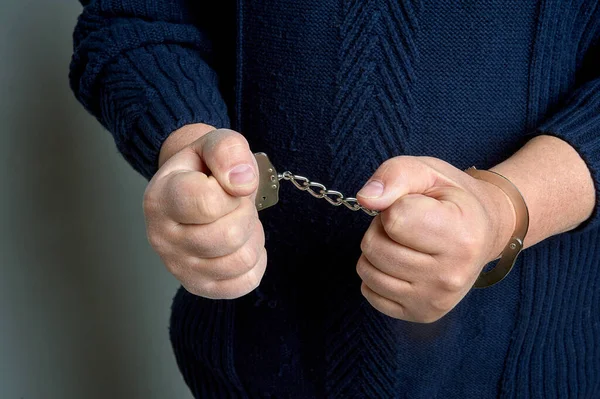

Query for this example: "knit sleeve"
[69,0,231,179]
[527,74,600,233]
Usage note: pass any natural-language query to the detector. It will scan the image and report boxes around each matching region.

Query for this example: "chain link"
[278,171,380,216]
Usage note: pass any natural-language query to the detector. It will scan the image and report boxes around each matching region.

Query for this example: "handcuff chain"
[278,171,380,216]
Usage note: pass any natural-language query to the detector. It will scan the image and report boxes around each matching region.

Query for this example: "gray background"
[0,1,194,398]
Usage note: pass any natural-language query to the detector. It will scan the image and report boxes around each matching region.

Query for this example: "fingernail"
[357,180,384,198]
[228,164,256,186]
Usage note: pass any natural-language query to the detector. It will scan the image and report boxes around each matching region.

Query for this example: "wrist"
[478,178,517,264]
[158,123,217,168]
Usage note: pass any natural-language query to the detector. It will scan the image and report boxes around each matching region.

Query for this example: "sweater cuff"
[527,79,600,233]
[98,44,230,179]
[69,18,231,179]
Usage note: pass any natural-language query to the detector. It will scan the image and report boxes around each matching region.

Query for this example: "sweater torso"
[70,0,600,397]
[190,2,597,396]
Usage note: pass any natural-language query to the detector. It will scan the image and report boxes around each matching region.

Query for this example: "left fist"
[356,156,515,323]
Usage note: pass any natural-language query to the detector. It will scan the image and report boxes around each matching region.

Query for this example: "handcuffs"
[253,153,529,288]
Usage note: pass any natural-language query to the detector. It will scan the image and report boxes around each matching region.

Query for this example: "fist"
[143,128,267,299]
[356,156,515,323]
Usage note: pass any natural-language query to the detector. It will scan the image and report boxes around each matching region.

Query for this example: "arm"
[355,62,600,323]
[492,74,600,241]
[71,2,268,301]
[489,134,595,251]
[70,0,232,179]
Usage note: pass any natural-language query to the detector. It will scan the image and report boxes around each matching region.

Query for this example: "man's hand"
[143,126,267,299]
[355,156,516,323]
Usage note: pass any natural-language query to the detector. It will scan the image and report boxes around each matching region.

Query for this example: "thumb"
[159,128,259,198]
[197,128,259,198]
[356,156,445,211]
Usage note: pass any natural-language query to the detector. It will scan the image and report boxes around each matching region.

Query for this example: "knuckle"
[417,313,444,324]
[188,228,213,257]
[169,180,194,210]
[213,135,249,165]
[439,272,467,292]
[199,257,237,281]
[190,278,233,299]
[194,191,220,221]
[171,173,197,199]
[194,280,223,299]
[182,282,204,297]
[218,286,243,300]
[381,202,405,233]
[146,228,171,254]
[243,268,263,293]
[360,231,373,254]
[254,218,266,244]
[146,230,163,250]
[168,174,221,221]
[392,311,407,320]
[217,131,249,149]
[429,295,455,313]
[222,223,246,250]
[204,271,261,300]
[142,189,161,216]
[460,231,484,259]
[237,243,260,273]
[356,258,368,279]
[360,281,369,297]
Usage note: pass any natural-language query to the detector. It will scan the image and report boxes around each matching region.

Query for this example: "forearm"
[70,1,231,179]
[490,134,596,249]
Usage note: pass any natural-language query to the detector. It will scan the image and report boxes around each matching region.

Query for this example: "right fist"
[143,127,267,299]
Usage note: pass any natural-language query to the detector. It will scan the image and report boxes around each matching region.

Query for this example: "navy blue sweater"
[70,1,600,398]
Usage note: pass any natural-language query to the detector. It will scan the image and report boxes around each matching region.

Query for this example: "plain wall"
[0,1,193,398]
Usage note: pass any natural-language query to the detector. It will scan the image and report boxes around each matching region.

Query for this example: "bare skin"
[146,123,595,323]
[356,135,595,323]
[144,124,266,299]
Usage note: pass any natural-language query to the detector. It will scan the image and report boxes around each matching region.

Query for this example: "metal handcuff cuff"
[252,153,529,289]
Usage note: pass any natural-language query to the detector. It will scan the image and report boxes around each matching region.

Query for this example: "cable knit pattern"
[70,1,600,398]
[500,232,600,399]
[329,0,418,185]
[169,290,245,399]
[524,0,600,233]
[69,0,230,179]
[326,1,419,396]
[499,2,600,397]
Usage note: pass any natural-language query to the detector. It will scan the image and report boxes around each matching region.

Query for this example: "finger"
[200,129,260,198]
[161,170,242,224]
[177,200,259,259]
[190,219,265,280]
[185,246,268,299]
[379,193,455,254]
[356,254,413,304]
[158,128,259,198]
[360,282,409,321]
[361,216,436,280]
[200,129,260,197]
[356,156,457,211]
